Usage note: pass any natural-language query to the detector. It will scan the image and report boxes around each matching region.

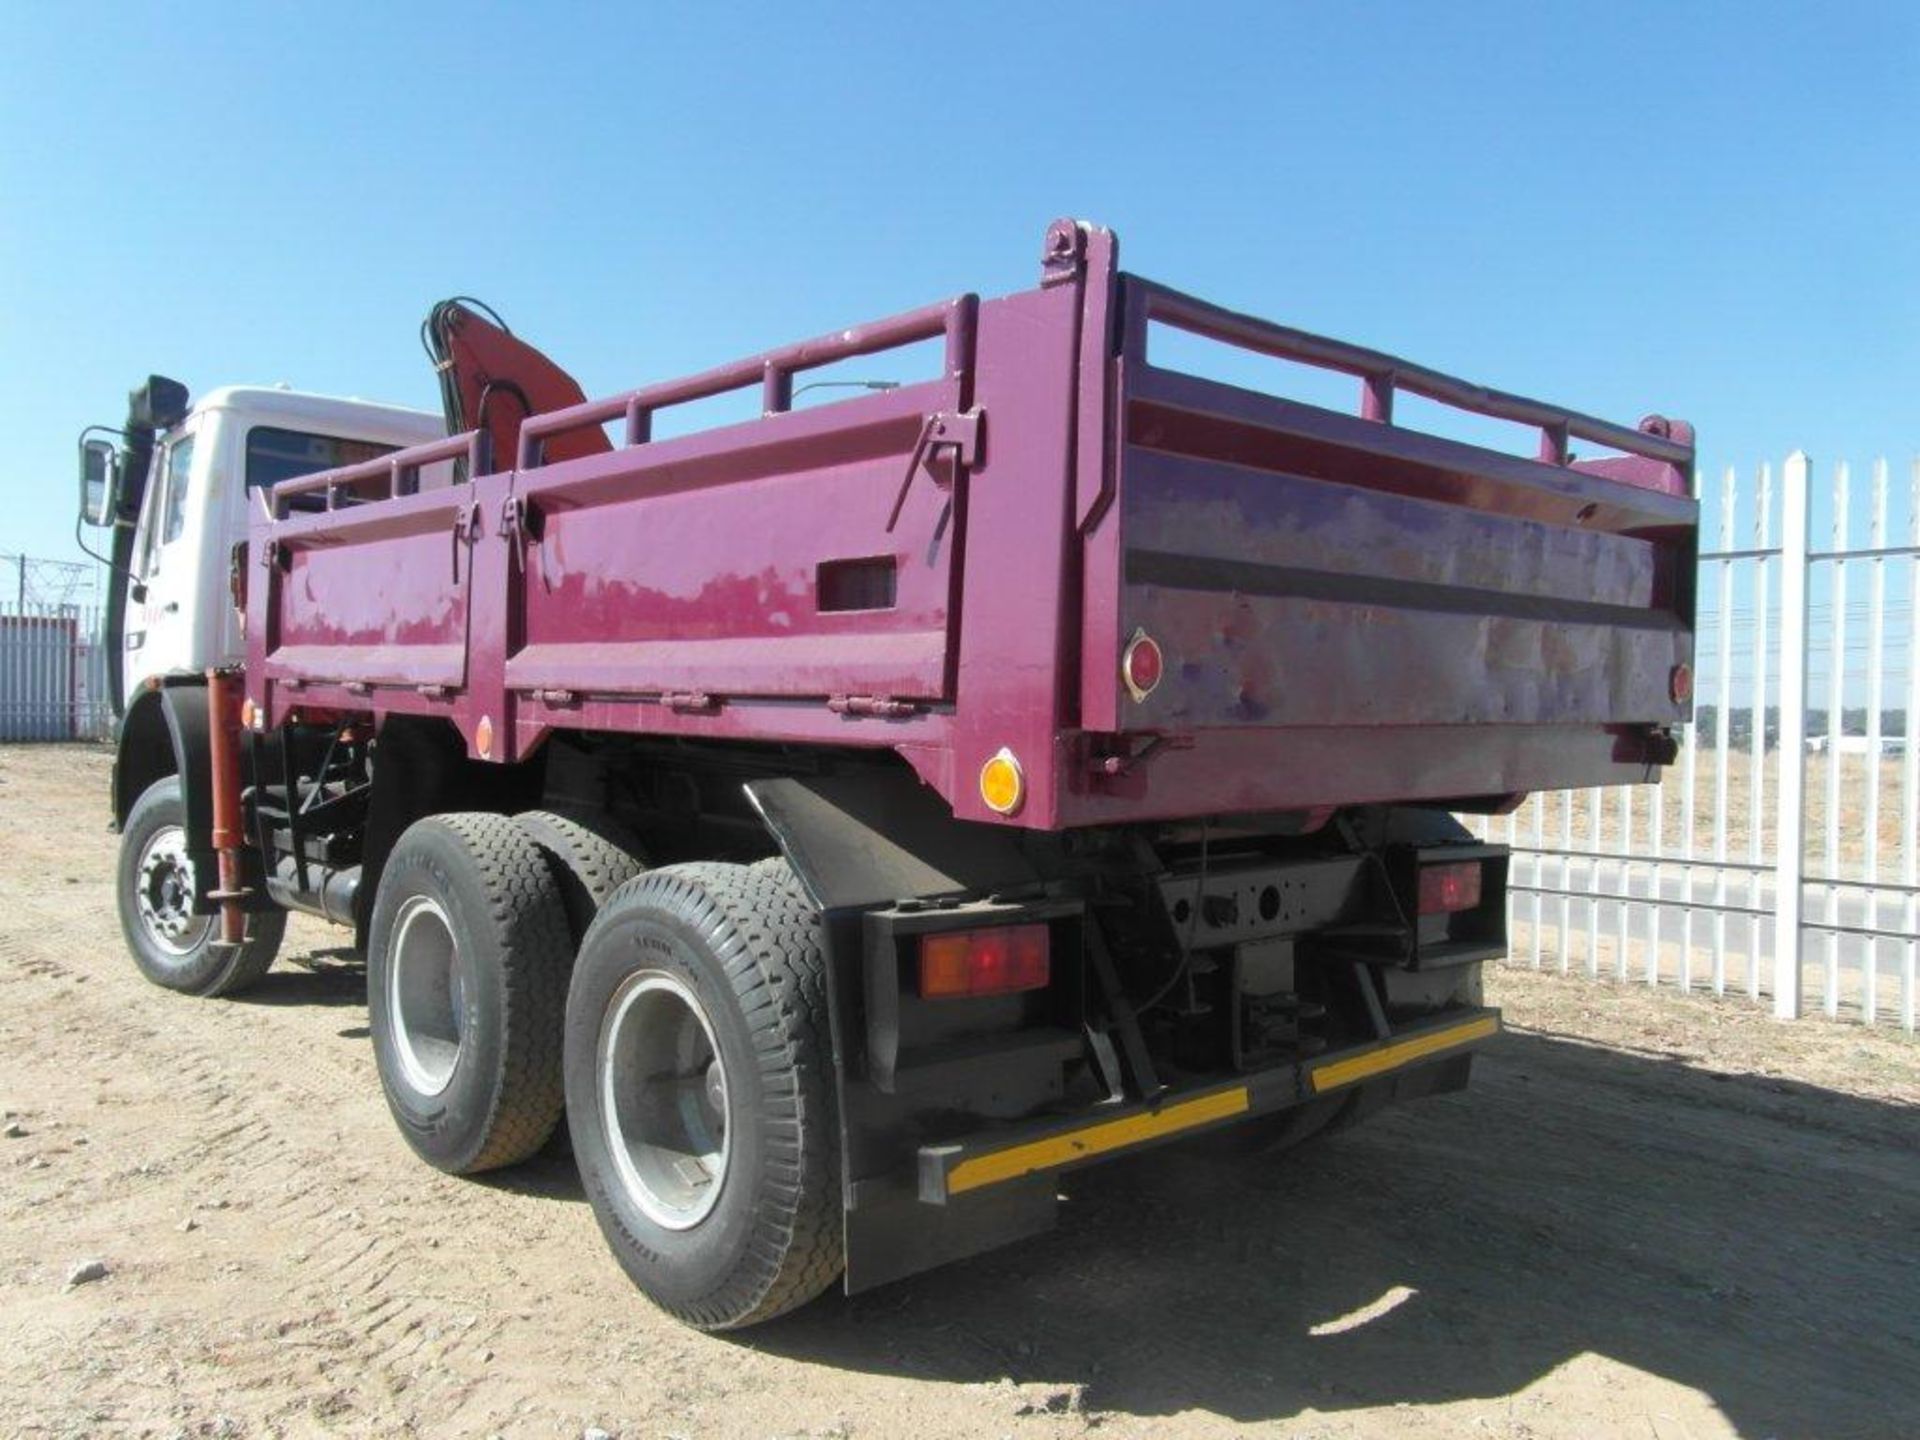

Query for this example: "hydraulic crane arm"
[420,298,610,473]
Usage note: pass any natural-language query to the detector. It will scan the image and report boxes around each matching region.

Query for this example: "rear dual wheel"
[365,818,842,1327]
[512,808,648,941]
[367,813,575,1173]
[565,862,843,1330]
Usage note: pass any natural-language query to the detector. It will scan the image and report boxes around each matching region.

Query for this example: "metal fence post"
[1772,452,1812,1018]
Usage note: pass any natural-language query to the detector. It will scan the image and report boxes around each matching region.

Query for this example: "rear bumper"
[917,1008,1499,1203]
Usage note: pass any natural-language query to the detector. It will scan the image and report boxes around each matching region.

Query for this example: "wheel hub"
[135,825,212,955]
[388,895,466,1096]
[598,971,731,1230]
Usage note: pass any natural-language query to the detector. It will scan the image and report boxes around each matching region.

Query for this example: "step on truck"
[76,218,1698,1329]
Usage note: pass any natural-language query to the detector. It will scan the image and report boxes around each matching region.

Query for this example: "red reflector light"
[1122,629,1164,701]
[1417,862,1483,915]
[919,923,1051,999]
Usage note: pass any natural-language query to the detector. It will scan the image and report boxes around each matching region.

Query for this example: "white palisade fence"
[0,602,113,742]
[1472,453,1919,1031]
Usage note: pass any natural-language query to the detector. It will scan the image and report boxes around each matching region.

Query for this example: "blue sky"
[2,2,1914,570]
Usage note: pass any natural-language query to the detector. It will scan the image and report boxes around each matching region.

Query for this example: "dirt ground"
[2,744,1916,1440]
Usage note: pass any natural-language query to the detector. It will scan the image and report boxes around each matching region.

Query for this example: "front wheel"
[116,776,285,997]
[565,861,842,1330]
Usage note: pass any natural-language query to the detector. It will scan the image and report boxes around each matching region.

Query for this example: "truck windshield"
[245,427,396,490]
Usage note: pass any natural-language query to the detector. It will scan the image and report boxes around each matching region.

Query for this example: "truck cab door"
[123,424,202,688]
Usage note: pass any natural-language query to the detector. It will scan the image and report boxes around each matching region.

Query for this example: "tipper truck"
[75,219,1698,1329]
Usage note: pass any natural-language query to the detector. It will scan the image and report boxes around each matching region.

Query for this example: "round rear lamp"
[1122,628,1164,702]
[1670,663,1694,705]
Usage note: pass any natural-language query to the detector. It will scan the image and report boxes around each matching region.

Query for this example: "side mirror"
[80,439,120,527]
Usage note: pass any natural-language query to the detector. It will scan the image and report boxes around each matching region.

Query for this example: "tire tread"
[442,813,574,1172]
[591,860,841,1329]
[373,813,574,1173]
[512,808,647,940]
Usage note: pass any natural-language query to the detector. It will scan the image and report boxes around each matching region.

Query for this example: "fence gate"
[1470,453,1918,1032]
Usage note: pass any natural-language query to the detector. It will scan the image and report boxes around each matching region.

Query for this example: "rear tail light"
[919,923,1050,999]
[1417,861,1483,915]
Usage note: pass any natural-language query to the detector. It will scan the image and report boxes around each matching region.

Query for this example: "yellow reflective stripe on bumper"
[946,1087,1250,1196]
[1309,1014,1500,1093]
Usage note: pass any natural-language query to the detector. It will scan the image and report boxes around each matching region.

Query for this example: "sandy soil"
[2,743,1916,1440]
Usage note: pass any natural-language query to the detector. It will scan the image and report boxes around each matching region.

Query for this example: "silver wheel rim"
[136,824,213,957]
[388,896,464,1097]
[599,970,730,1231]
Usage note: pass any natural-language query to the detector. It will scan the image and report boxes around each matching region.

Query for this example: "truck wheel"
[513,808,648,940]
[116,776,286,997]
[367,813,574,1174]
[564,861,842,1330]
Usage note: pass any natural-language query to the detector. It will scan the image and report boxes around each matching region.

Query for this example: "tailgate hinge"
[661,690,719,714]
[886,408,983,532]
[828,694,922,719]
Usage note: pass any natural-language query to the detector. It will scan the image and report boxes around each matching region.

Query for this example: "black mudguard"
[111,679,217,910]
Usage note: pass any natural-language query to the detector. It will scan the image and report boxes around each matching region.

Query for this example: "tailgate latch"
[886,409,983,532]
[450,500,483,580]
[1086,732,1193,780]
[499,494,530,571]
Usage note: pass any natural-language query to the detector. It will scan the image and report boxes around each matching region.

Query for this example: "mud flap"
[741,769,1036,912]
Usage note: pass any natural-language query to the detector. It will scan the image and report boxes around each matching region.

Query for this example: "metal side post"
[1772,452,1811,1018]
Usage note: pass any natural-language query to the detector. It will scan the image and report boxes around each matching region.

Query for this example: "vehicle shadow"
[478,1134,587,1203]
[230,948,365,1009]
[748,1029,1919,1440]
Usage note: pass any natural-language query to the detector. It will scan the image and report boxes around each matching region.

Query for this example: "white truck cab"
[109,386,444,691]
